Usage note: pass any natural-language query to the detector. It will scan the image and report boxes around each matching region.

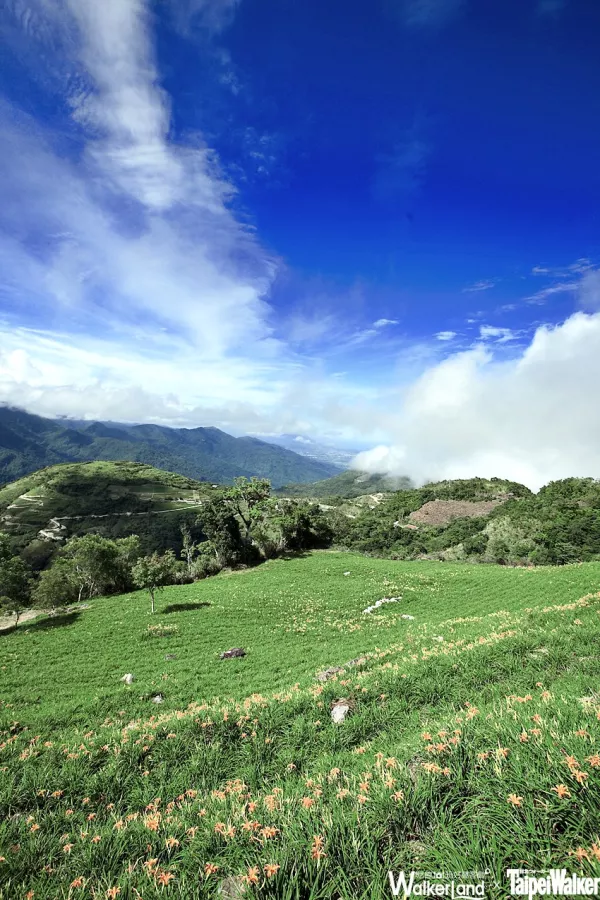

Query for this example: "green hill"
[2,552,600,897]
[277,469,414,499]
[0,460,217,563]
[0,406,343,488]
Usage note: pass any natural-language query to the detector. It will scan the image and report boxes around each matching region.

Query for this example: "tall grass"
[1,552,600,898]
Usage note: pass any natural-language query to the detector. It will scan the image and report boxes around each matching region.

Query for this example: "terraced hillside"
[1,552,600,898]
[0,461,217,559]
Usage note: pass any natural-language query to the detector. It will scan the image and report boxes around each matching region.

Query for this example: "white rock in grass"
[121,673,135,685]
[151,693,164,704]
[343,571,351,576]
[331,699,352,724]
[218,875,247,898]
[401,614,415,620]
[363,596,402,614]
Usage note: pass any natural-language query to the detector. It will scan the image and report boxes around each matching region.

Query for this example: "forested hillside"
[330,476,600,566]
[0,407,343,487]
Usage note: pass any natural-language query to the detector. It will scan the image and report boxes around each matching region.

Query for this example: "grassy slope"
[1,552,600,897]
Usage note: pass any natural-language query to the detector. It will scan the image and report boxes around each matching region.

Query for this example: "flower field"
[2,552,600,898]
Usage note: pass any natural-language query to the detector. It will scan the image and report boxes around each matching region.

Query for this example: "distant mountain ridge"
[276,469,414,498]
[0,407,343,488]
[248,433,360,468]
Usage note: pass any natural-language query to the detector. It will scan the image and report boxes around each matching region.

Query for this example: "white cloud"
[462,280,495,293]
[479,325,518,343]
[435,331,457,341]
[373,318,399,328]
[352,311,600,491]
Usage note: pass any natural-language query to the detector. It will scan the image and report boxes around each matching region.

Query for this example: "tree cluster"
[0,478,333,622]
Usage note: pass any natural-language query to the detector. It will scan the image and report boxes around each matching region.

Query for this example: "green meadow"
[2,551,600,899]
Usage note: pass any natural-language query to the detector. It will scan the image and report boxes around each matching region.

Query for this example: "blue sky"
[0,0,599,487]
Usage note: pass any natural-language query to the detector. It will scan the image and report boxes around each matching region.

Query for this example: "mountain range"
[0,407,343,488]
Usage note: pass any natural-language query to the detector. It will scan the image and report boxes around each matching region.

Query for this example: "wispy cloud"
[166,0,241,36]
[400,0,465,29]
[479,325,519,344]
[373,118,432,203]
[435,330,457,341]
[532,258,592,277]
[462,280,496,293]
[524,282,579,304]
[536,0,567,17]
[579,270,600,311]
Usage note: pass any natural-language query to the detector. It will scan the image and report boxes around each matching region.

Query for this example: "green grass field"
[2,552,600,898]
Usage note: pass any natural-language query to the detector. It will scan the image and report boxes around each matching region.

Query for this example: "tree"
[113,535,142,592]
[0,533,33,627]
[32,558,80,613]
[180,524,199,577]
[132,550,178,614]
[198,500,248,568]
[60,534,142,601]
[222,477,271,540]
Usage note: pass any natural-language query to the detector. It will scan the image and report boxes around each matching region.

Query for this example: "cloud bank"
[353,308,600,491]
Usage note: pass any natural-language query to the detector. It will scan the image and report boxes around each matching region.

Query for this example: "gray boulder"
[220,648,246,659]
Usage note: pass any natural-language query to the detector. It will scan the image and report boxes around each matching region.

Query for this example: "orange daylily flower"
[245,866,260,885]
[264,863,280,878]
[553,785,571,799]
[507,794,523,807]
[204,863,219,876]
[311,834,326,860]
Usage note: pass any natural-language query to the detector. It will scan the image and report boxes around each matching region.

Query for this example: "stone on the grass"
[120,673,135,685]
[401,614,415,620]
[344,656,367,668]
[165,654,176,660]
[220,647,246,659]
[343,571,351,576]
[331,698,352,724]
[363,596,402,614]
[217,875,247,898]
[151,693,164,704]
[316,665,344,682]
